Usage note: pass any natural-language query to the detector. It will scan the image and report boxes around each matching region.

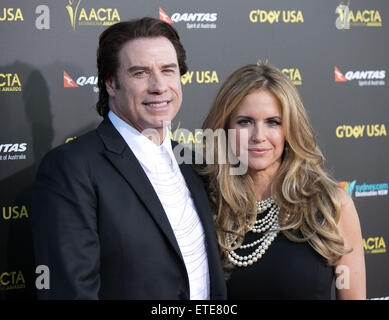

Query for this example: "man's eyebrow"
[127,63,178,73]
[127,65,150,73]
[161,63,178,69]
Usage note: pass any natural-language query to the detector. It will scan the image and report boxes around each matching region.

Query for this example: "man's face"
[106,36,182,136]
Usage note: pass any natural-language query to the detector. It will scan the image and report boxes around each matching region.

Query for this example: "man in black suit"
[32,17,226,299]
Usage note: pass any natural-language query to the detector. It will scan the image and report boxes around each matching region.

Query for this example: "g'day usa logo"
[334,66,385,87]
[64,71,98,93]
[159,8,217,29]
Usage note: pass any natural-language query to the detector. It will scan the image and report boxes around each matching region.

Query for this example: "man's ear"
[105,77,116,97]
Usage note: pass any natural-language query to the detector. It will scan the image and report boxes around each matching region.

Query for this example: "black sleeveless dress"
[226,224,334,300]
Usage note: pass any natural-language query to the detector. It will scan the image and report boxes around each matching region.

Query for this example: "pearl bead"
[227,198,282,268]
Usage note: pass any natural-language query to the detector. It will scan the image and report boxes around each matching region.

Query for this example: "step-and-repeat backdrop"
[0,0,388,299]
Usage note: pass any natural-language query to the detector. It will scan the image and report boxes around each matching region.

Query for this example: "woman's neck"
[248,162,280,201]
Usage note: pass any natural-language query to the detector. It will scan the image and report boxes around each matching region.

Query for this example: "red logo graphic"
[159,8,173,24]
[334,66,347,82]
[63,71,78,87]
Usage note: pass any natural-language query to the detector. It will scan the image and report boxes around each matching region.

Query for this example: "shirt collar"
[108,110,177,172]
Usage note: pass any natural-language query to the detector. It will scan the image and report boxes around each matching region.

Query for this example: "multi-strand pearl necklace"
[227,197,280,267]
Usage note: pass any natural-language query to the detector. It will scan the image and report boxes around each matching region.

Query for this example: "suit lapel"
[97,119,226,298]
[97,118,184,263]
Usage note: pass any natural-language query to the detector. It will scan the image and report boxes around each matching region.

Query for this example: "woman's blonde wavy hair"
[197,62,350,266]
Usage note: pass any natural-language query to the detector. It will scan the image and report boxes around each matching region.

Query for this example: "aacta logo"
[64,71,98,92]
[65,136,77,143]
[159,7,217,29]
[0,8,24,22]
[282,68,302,86]
[66,0,120,31]
[181,71,219,85]
[169,122,203,145]
[0,271,25,290]
[334,66,385,87]
[249,10,304,24]
[363,236,386,254]
[0,73,22,92]
[335,2,382,29]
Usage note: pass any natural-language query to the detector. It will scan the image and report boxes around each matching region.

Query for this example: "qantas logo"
[63,71,78,87]
[334,66,385,86]
[0,143,27,161]
[63,71,98,92]
[334,66,347,82]
[159,8,172,24]
[158,7,217,29]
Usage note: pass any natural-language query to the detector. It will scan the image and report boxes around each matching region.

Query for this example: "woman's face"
[228,89,285,176]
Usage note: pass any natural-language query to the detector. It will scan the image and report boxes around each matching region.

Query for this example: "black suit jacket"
[32,117,226,299]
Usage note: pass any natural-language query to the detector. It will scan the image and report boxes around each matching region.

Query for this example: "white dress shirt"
[108,111,210,300]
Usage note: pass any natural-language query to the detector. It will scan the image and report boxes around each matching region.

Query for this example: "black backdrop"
[0,0,388,299]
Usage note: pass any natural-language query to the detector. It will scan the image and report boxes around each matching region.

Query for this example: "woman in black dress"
[198,63,365,299]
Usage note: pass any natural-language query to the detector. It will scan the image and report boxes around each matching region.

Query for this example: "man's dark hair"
[96,17,188,117]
